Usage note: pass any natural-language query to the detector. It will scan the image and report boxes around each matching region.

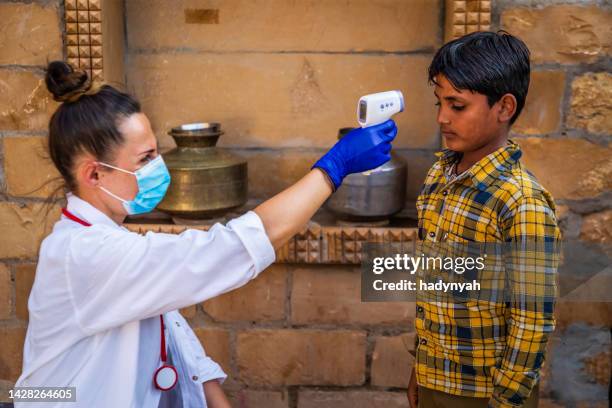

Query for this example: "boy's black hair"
[428,30,530,124]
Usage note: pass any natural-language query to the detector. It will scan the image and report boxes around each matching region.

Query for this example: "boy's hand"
[407,367,418,407]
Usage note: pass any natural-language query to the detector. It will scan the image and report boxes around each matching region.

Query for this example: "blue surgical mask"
[98,155,171,215]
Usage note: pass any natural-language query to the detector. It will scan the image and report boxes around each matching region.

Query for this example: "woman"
[14,61,397,407]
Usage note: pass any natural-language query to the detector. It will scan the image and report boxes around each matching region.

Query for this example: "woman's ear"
[76,156,101,189]
[497,93,517,124]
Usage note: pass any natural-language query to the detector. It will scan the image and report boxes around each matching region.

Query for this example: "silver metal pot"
[325,127,407,222]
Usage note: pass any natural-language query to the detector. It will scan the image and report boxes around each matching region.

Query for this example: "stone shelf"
[124,221,418,265]
[123,199,418,264]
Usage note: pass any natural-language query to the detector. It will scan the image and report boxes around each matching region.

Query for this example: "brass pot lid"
[169,122,223,148]
[170,122,221,134]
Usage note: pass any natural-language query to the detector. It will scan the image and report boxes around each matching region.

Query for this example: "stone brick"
[127,54,438,150]
[583,350,611,388]
[576,402,609,408]
[0,379,16,403]
[203,265,286,322]
[0,70,59,131]
[568,72,612,135]
[237,329,366,386]
[517,138,612,200]
[371,333,415,388]
[539,356,553,398]
[580,210,612,245]
[298,390,407,408]
[0,2,62,65]
[179,305,197,319]
[0,202,61,259]
[3,136,62,198]
[15,263,36,321]
[501,6,611,64]
[0,264,10,320]
[234,149,320,199]
[0,326,27,382]
[227,389,289,408]
[513,71,565,135]
[538,399,565,408]
[546,326,611,407]
[291,266,415,326]
[192,327,231,374]
[127,0,440,52]
[555,301,612,330]
[555,205,582,240]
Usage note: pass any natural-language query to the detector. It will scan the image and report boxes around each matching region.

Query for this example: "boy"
[407,31,561,408]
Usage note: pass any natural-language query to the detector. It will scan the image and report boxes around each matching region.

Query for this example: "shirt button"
[417,306,424,313]
[176,322,181,327]
[429,231,435,238]
[420,339,428,345]
[442,191,448,196]
[192,375,199,381]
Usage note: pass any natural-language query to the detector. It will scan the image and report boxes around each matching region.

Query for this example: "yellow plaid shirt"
[415,140,561,407]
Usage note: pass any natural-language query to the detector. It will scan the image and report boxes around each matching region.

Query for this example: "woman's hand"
[312,120,398,190]
[254,120,397,250]
[407,367,419,408]
[203,380,231,408]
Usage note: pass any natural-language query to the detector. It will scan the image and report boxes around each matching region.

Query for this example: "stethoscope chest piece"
[153,314,178,391]
[154,364,178,391]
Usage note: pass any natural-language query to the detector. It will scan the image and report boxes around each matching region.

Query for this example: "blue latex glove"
[312,119,398,191]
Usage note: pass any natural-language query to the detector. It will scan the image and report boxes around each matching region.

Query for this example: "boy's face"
[433,74,506,152]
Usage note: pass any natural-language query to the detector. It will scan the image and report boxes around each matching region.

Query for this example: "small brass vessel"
[157,123,247,219]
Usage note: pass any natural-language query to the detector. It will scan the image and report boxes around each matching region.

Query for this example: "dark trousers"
[418,384,539,408]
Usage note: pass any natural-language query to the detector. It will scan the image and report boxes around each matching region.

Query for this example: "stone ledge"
[124,223,418,264]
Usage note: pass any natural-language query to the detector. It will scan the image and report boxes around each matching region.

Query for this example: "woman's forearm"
[253,120,397,250]
[254,168,333,250]
[203,380,231,408]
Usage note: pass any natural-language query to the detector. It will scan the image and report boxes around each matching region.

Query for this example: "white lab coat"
[14,193,276,407]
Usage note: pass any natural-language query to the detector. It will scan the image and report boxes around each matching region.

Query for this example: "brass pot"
[157,123,247,219]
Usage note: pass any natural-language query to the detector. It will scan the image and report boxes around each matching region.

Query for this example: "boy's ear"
[497,93,517,124]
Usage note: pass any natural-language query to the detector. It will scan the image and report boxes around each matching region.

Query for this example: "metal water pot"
[325,127,407,221]
[157,123,247,219]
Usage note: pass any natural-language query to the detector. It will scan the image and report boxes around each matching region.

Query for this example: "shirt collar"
[434,139,523,191]
[64,192,121,228]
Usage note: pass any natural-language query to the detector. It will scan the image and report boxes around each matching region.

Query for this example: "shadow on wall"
[547,323,611,407]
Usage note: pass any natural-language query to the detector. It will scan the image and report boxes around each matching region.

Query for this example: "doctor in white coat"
[14,61,398,407]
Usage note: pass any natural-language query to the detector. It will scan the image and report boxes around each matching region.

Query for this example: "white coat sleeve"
[65,211,275,334]
[172,311,227,384]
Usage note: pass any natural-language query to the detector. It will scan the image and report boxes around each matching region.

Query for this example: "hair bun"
[45,61,92,103]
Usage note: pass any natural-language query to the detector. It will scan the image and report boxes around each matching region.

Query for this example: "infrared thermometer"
[357,90,404,128]
[356,90,404,175]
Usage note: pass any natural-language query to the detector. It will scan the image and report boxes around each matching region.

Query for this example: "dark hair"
[45,61,141,193]
[428,31,530,124]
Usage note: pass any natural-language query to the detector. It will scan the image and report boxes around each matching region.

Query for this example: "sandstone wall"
[0,1,610,407]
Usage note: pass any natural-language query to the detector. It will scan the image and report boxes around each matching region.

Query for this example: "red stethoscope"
[61,208,179,391]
